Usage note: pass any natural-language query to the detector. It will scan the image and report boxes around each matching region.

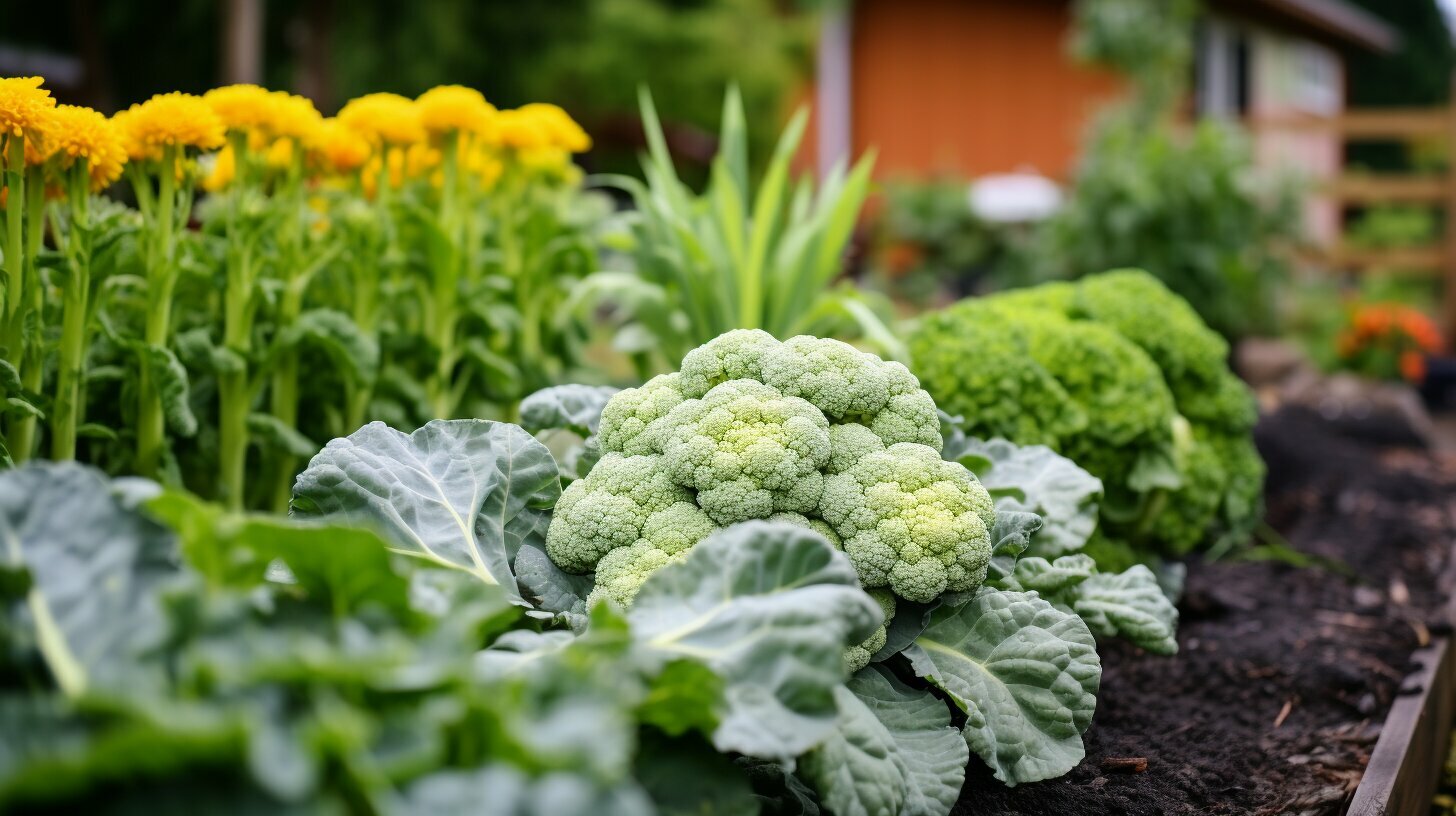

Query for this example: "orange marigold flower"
[0,76,56,141]
[114,92,226,160]
[338,93,424,146]
[416,85,495,140]
[42,104,127,191]
[1399,350,1427,383]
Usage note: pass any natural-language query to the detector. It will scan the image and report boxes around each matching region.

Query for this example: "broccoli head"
[546,331,987,638]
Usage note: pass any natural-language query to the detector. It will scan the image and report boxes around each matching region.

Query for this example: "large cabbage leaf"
[905,588,1101,786]
[801,664,968,816]
[629,521,883,760]
[290,420,560,600]
[0,463,179,699]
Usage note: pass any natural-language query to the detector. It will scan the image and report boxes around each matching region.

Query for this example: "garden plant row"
[2,75,1273,815]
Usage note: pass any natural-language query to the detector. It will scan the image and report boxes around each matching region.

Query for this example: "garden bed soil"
[960,406,1456,816]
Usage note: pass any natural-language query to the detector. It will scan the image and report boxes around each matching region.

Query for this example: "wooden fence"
[1254,105,1456,346]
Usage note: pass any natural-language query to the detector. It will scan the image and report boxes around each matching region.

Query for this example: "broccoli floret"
[597,373,686,455]
[826,423,885,474]
[587,501,718,607]
[660,379,832,524]
[544,452,695,573]
[820,443,995,603]
[871,361,945,450]
[678,329,780,397]
[759,336,891,421]
[767,511,843,547]
[844,589,897,673]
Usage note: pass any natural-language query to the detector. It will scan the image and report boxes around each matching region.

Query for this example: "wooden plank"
[1444,89,1456,343]
[1249,109,1449,139]
[1324,176,1449,204]
[1347,637,1455,816]
[1327,246,1446,272]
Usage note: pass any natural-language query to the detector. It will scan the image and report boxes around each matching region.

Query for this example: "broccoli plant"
[510,330,1180,801]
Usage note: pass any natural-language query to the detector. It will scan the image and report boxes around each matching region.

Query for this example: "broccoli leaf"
[905,588,1100,786]
[943,436,1102,557]
[801,665,968,816]
[290,420,560,601]
[985,507,1043,583]
[1067,566,1179,655]
[0,463,180,699]
[635,730,757,816]
[146,489,414,617]
[520,384,621,437]
[400,766,654,816]
[629,521,883,760]
[994,556,1179,656]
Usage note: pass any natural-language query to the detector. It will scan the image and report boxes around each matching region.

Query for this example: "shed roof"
[1214,0,1399,52]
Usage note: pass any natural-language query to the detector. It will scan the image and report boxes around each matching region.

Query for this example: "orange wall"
[839,0,1124,181]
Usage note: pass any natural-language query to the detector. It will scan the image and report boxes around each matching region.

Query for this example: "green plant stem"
[267,169,307,512]
[3,136,25,371]
[51,169,92,460]
[218,133,255,509]
[8,165,47,463]
[343,248,378,433]
[427,136,462,419]
[135,144,180,478]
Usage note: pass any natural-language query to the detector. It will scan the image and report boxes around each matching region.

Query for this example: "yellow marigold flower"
[490,108,543,151]
[42,104,127,191]
[115,92,226,160]
[271,91,323,143]
[416,85,496,140]
[203,84,277,134]
[405,141,440,179]
[202,143,236,192]
[265,137,294,170]
[338,93,423,146]
[0,76,56,141]
[519,103,591,153]
[308,118,371,175]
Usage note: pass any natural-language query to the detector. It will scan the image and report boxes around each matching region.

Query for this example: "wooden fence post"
[1445,73,1456,347]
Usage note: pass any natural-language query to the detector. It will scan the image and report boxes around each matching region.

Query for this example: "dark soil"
[960,406,1456,816]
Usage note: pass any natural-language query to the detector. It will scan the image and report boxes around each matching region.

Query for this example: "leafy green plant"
[910,269,1265,564]
[579,87,890,373]
[1020,119,1298,339]
[868,177,1006,306]
[1,328,1185,814]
